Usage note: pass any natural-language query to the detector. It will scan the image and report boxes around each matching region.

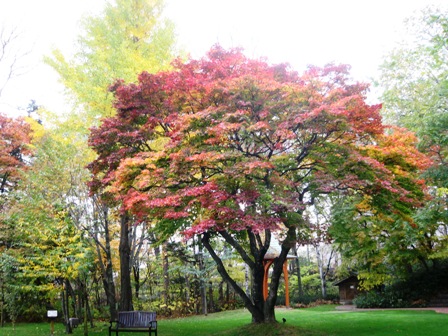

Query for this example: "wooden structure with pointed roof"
[333,275,360,304]
[263,238,296,307]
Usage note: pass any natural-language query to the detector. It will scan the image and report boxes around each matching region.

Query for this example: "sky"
[0,0,447,117]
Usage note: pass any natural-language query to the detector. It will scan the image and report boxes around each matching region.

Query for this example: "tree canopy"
[45,0,177,129]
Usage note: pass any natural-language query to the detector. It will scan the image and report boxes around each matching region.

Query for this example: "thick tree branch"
[201,232,262,320]
[219,230,255,269]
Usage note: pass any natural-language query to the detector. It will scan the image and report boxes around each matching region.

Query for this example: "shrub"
[354,289,410,308]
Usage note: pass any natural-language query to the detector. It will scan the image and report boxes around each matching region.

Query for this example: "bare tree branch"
[0,25,33,98]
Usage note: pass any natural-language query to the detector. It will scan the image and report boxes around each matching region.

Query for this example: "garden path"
[336,305,448,314]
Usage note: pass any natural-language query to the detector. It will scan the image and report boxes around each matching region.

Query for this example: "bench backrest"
[117,311,156,328]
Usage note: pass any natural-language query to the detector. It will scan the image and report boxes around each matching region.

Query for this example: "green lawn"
[1,306,447,336]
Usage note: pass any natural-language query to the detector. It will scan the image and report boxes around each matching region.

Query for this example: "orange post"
[263,259,290,307]
[263,260,274,300]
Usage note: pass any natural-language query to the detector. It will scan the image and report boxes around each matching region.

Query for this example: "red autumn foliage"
[0,113,32,196]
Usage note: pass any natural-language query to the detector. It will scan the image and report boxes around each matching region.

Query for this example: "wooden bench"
[109,311,157,336]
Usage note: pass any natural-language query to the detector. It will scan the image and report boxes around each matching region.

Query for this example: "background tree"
[44,0,179,314]
[45,0,177,128]
[0,113,32,326]
[0,113,31,254]
[378,6,448,262]
[2,119,96,331]
[304,199,337,299]
[330,127,433,287]
[88,46,429,323]
[0,114,31,205]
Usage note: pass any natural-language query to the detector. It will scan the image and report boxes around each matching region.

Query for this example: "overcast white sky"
[0,0,447,117]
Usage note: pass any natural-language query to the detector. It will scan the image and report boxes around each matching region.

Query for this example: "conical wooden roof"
[264,237,296,260]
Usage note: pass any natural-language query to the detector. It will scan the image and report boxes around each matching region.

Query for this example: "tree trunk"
[119,213,133,311]
[83,278,94,328]
[208,281,214,313]
[130,221,146,301]
[316,245,334,300]
[103,243,117,318]
[198,244,207,316]
[162,242,170,306]
[1,282,5,327]
[63,279,73,334]
[218,281,224,306]
[92,203,117,319]
[292,245,304,298]
[66,280,77,319]
[152,232,161,258]
[244,264,251,299]
[185,274,190,303]
[315,245,325,298]
[83,291,88,336]
[133,265,140,299]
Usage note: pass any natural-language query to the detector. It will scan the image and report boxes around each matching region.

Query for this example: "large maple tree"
[88,46,429,323]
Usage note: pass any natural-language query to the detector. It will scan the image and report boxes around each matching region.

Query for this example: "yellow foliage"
[355,195,375,213]
[437,187,448,197]
[25,117,45,143]
[358,270,393,290]
[148,136,170,151]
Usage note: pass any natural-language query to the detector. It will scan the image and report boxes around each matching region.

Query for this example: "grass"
[1,305,447,336]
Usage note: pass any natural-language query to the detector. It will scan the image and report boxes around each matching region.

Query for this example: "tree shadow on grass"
[215,323,328,336]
